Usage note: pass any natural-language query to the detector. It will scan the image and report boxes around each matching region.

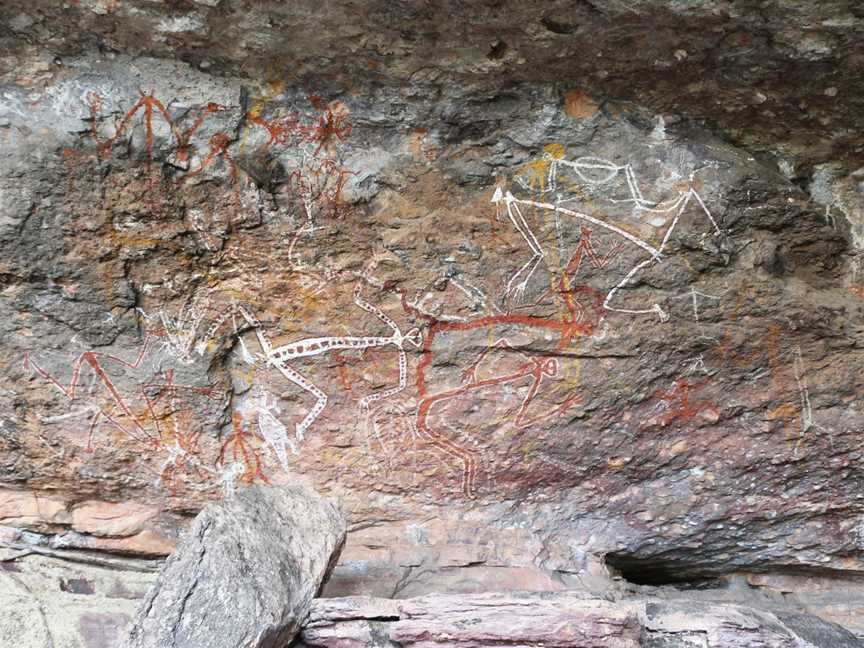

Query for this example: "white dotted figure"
[238,255,422,443]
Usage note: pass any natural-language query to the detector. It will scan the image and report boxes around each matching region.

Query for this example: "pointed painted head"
[402,327,423,349]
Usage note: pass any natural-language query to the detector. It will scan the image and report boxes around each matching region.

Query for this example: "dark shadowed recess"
[606,551,864,587]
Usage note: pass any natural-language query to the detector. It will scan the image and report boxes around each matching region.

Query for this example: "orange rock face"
[71,501,161,537]
[563,90,600,119]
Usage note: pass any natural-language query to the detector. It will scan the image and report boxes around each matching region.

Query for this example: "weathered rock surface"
[1,0,864,642]
[6,546,864,646]
[0,546,157,648]
[3,0,864,179]
[124,484,345,648]
[299,592,864,648]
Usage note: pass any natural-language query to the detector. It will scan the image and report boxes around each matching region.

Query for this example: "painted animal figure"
[412,304,593,498]
[415,337,583,498]
[496,153,722,320]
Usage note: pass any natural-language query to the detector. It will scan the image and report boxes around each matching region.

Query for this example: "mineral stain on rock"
[563,90,600,120]
[79,613,131,648]
[61,578,96,595]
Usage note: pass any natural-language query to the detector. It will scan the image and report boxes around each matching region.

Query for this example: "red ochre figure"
[653,379,719,427]
[217,412,271,487]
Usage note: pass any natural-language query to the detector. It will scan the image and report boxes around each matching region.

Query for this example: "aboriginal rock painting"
[23,89,826,500]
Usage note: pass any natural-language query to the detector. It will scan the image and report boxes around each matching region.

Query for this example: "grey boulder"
[124,484,346,648]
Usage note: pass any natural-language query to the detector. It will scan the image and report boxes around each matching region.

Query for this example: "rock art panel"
[0,49,861,626]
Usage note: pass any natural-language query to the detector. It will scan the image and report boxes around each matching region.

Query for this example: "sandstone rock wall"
[299,592,864,647]
[1,0,863,641]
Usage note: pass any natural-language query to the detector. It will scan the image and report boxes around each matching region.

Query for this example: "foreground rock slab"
[299,592,863,648]
[124,485,345,648]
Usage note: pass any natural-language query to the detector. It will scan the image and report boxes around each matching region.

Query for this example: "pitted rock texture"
[123,484,345,648]
[0,0,864,641]
[298,592,864,647]
[3,0,864,178]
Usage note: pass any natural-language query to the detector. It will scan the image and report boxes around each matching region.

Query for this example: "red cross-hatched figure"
[379,279,595,498]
